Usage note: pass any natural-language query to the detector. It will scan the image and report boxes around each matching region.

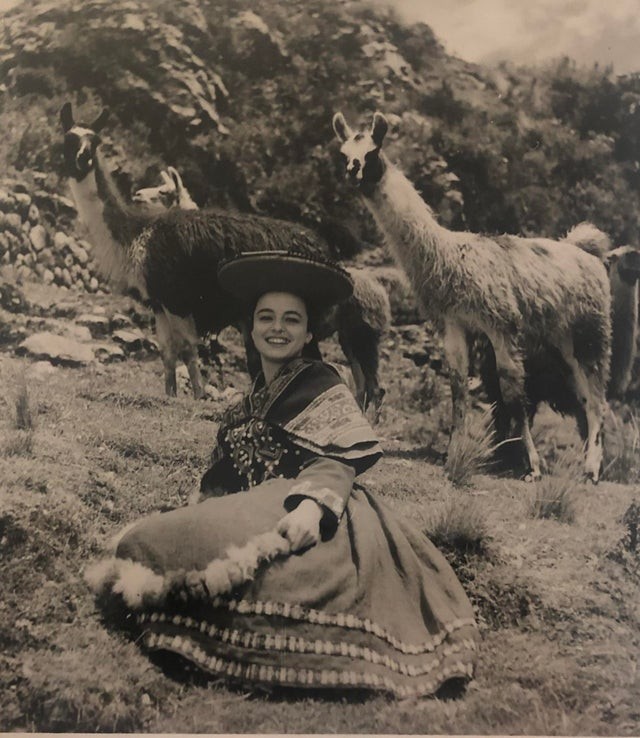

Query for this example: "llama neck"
[68,151,148,290]
[609,268,638,394]
[363,159,460,303]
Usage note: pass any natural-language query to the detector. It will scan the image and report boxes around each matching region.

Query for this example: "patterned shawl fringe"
[84,530,292,609]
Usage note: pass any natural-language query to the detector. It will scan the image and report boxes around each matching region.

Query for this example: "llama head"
[60,102,109,181]
[133,170,179,210]
[332,112,389,196]
[132,167,197,211]
[606,245,640,285]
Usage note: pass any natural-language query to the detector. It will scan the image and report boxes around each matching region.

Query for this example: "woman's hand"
[276,499,323,553]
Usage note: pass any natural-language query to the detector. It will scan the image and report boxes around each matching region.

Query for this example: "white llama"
[133,167,198,211]
[333,111,611,482]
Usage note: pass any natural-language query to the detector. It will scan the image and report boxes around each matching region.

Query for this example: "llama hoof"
[585,471,600,485]
[523,470,542,483]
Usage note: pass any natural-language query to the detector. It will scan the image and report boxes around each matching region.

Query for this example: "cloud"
[372,0,640,73]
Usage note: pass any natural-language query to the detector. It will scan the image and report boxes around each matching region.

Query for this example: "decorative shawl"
[211,358,382,475]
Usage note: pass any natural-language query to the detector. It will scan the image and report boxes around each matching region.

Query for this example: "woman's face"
[251,292,312,365]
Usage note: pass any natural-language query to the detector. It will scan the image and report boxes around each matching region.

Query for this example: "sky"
[1,0,640,74]
[374,0,640,74]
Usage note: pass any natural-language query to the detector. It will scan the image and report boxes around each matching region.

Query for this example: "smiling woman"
[88,250,479,698]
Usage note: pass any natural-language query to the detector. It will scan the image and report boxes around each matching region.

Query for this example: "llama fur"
[134,166,391,416]
[333,111,611,482]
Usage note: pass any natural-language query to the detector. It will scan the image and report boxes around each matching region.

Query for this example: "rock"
[17,332,94,366]
[0,232,8,255]
[68,241,89,265]
[112,328,146,352]
[228,11,290,75]
[26,360,59,381]
[13,192,31,217]
[76,313,110,338]
[61,268,72,288]
[53,231,69,251]
[29,224,48,252]
[27,204,39,225]
[43,269,54,284]
[0,282,30,313]
[0,189,15,212]
[0,212,23,236]
[110,312,133,330]
[93,342,126,363]
[88,277,99,293]
[63,253,74,268]
[64,324,92,342]
[16,265,31,282]
[39,247,55,268]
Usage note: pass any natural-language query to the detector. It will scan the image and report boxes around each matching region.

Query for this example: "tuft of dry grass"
[426,497,491,557]
[602,410,640,484]
[528,448,581,524]
[1,383,35,456]
[3,430,34,457]
[445,405,498,487]
[15,382,34,431]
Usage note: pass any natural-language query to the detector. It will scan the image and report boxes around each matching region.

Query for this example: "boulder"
[0,212,23,236]
[0,282,30,313]
[17,332,94,366]
[112,328,147,352]
[29,224,47,252]
[110,312,133,330]
[76,313,110,338]
[68,240,89,265]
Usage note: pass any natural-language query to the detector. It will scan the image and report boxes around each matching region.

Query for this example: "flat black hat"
[218,250,353,310]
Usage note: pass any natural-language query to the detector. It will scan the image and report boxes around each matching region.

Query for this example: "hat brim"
[218,251,353,309]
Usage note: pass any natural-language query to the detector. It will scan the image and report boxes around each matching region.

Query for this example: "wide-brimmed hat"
[218,250,353,310]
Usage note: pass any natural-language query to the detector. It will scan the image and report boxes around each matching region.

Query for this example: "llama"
[606,246,640,398]
[333,111,611,482]
[476,225,640,465]
[133,167,198,211]
[132,165,391,417]
[61,102,338,401]
[564,224,640,400]
[60,102,388,414]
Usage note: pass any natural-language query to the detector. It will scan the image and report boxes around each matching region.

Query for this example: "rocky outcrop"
[0,179,104,293]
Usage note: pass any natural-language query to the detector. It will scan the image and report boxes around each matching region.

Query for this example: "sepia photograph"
[0,0,639,734]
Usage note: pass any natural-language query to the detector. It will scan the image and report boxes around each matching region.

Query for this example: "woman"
[89,250,479,698]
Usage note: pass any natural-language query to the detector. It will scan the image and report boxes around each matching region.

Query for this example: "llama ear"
[60,102,74,133]
[371,113,388,147]
[167,166,183,190]
[332,112,352,142]
[91,108,110,133]
[160,170,174,187]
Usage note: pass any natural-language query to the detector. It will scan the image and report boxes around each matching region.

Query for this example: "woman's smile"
[251,292,312,377]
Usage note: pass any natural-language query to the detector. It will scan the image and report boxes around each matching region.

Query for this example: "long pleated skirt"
[113,478,479,697]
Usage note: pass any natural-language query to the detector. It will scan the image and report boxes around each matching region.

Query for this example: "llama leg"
[163,310,205,399]
[154,310,178,397]
[558,343,607,483]
[488,333,541,481]
[443,319,470,436]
